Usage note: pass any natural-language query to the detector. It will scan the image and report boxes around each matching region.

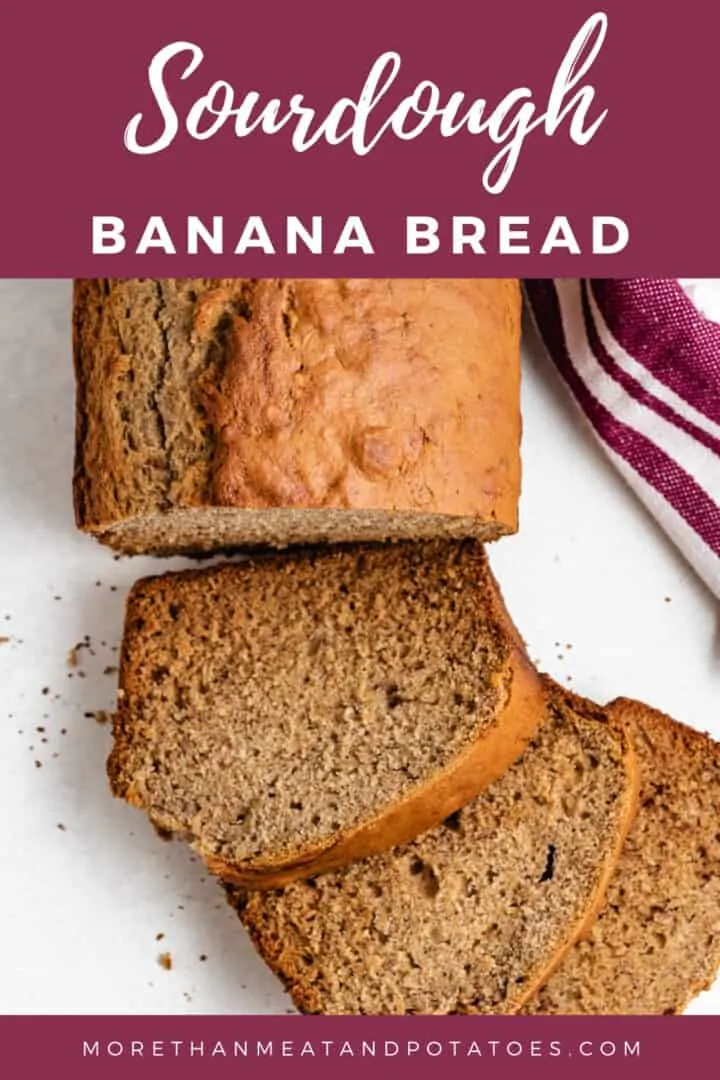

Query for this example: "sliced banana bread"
[526,698,720,1014]
[227,686,638,1013]
[73,278,521,556]
[108,540,544,888]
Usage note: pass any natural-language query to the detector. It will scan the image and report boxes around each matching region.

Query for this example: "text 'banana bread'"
[108,540,543,888]
[73,278,521,555]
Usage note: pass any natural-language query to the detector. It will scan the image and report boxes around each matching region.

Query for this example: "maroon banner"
[0,1015,704,1078]
[1,0,719,275]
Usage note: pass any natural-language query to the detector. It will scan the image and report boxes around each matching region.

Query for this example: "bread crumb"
[199,954,207,962]
[664,596,672,603]
[34,760,42,769]
[57,823,66,831]
[156,932,165,941]
[104,665,119,676]
[157,952,173,971]
[0,636,10,645]
[41,687,50,696]
[94,710,110,725]
[67,642,88,668]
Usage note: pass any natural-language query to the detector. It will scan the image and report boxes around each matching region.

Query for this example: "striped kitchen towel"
[523,279,720,598]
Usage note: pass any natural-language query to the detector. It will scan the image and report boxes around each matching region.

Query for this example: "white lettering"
[137,216,176,254]
[541,215,581,254]
[406,216,440,254]
[452,216,486,254]
[287,216,322,254]
[123,17,609,195]
[593,215,629,254]
[499,216,530,254]
[234,216,275,254]
[187,215,223,254]
[333,216,373,254]
[125,42,203,154]
[92,216,125,253]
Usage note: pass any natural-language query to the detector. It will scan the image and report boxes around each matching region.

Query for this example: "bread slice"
[73,278,521,556]
[525,698,720,1014]
[226,686,638,1013]
[108,540,544,888]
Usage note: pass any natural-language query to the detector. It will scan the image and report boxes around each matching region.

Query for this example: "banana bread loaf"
[108,540,543,888]
[73,278,521,555]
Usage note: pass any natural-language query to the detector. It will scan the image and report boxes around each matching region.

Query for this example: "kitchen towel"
[524,279,720,599]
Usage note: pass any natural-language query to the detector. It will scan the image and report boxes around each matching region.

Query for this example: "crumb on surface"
[0,636,10,645]
[664,596,672,603]
[156,932,165,941]
[67,641,90,668]
[94,710,110,725]
[57,823,66,831]
[41,687,50,696]
[34,761,42,769]
[199,954,207,962]
[157,952,173,971]
[104,665,119,676]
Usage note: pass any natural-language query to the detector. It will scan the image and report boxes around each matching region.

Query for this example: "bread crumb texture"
[229,689,635,1014]
[526,699,720,1014]
[108,541,540,883]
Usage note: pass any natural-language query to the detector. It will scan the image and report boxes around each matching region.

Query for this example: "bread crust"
[230,681,640,1013]
[108,543,546,890]
[210,642,543,888]
[73,278,521,553]
[509,681,640,1012]
[524,696,720,1015]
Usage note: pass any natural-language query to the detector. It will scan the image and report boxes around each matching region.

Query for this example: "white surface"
[0,280,717,1015]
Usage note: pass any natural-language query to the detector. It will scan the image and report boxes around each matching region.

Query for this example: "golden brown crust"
[73,278,521,550]
[108,543,547,890]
